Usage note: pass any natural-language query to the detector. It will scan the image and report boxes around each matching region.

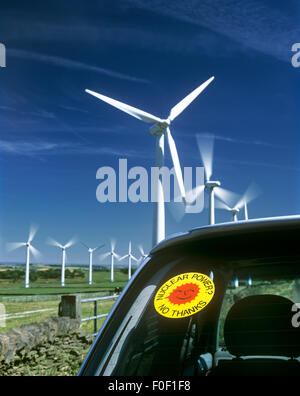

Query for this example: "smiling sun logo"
[167,283,200,305]
[154,272,215,319]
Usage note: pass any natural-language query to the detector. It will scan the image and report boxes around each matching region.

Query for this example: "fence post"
[59,295,81,320]
[0,303,5,328]
[94,301,98,334]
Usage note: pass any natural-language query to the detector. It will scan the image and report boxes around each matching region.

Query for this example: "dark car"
[78,216,300,376]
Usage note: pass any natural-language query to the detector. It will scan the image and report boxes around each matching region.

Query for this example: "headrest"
[224,295,300,358]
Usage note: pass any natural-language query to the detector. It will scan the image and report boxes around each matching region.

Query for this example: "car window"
[218,276,300,350]
[90,256,224,376]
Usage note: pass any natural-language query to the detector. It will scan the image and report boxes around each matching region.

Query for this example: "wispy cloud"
[0,104,55,119]
[0,139,148,159]
[9,49,149,84]
[197,132,291,150]
[218,157,300,173]
[124,0,299,62]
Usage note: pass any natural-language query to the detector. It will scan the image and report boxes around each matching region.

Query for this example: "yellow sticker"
[154,272,215,319]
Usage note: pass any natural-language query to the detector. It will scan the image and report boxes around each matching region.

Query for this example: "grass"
[0,267,128,295]
[0,266,128,334]
[0,298,117,334]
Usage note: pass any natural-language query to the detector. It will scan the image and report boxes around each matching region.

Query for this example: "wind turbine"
[138,245,148,264]
[85,76,215,246]
[7,225,41,289]
[119,241,138,280]
[81,242,105,285]
[215,200,240,222]
[99,240,120,283]
[48,237,76,287]
[216,183,261,222]
[194,134,239,225]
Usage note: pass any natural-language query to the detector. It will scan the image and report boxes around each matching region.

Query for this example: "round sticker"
[154,272,215,319]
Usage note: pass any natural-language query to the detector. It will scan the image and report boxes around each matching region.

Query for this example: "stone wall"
[0,316,82,364]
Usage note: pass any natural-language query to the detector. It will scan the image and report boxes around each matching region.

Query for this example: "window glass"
[218,276,299,348]
[95,258,221,376]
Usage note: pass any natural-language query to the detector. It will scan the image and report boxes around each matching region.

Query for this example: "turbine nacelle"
[230,207,240,215]
[205,180,221,189]
[149,119,170,136]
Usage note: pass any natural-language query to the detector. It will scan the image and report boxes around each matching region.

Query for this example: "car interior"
[79,222,300,376]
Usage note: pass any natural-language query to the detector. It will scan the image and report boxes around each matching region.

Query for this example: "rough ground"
[0,332,93,376]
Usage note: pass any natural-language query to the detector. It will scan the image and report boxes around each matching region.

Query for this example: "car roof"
[151,215,300,255]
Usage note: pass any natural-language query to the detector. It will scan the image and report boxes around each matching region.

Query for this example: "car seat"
[210,295,300,376]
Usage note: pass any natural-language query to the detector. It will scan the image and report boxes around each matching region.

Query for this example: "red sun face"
[168,283,200,305]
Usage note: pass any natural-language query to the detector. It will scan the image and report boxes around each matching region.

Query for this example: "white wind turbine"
[81,242,105,285]
[85,76,215,246]
[138,245,148,264]
[48,237,77,287]
[193,134,239,225]
[99,240,120,283]
[216,183,261,222]
[7,225,41,289]
[119,241,138,280]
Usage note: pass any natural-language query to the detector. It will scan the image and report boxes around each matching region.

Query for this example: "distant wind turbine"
[85,76,215,246]
[138,245,148,264]
[216,183,261,222]
[192,134,239,225]
[7,225,41,289]
[48,237,77,287]
[99,240,120,282]
[119,241,138,280]
[81,242,105,285]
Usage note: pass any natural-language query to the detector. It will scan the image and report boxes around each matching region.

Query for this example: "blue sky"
[0,0,299,266]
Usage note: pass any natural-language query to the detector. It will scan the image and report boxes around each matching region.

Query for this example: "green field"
[0,266,129,334]
[0,266,129,295]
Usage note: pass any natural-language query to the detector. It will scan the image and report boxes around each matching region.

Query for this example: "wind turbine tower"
[48,237,76,287]
[81,242,105,285]
[7,225,40,289]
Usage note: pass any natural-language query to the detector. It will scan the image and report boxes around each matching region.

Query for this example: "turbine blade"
[80,241,90,249]
[6,242,26,252]
[28,224,38,243]
[113,252,121,260]
[111,239,116,252]
[236,182,261,210]
[138,245,145,256]
[94,244,105,252]
[167,200,186,223]
[47,237,63,249]
[99,252,110,262]
[186,185,205,204]
[65,237,77,249]
[215,199,232,211]
[29,245,41,259]
[168,76,215,121]
[166,128,186,202]
[85,89,162,124]
[214,187,239,208]
[131,255,138,262]
[196,133,214,181]
[119,254,129,261]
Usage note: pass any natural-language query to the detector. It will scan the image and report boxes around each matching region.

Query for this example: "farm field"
[0,266,129,334]
[0,266,129,295]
